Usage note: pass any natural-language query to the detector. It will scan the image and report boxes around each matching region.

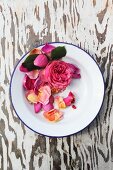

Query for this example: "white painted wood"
[0,0,113,169]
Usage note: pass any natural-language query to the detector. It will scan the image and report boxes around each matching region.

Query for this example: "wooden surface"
[0,0,113,169]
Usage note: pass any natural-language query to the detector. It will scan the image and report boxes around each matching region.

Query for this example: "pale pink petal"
[55,96,66,108]
[26,90,39,103]
[43,103,54,112]
[34,103,42,113]
[44,63,50,80]
[34,69,47,94]
[34,54,48,67]
[41,43,55,54]
[34,70,46,94]
[23,75,35,90]
[26,70,39,79]
[34,76,42,94]
[63,92,75,106]
[37,85,51,105]
[54,110,63,122]
[20,64,29,72]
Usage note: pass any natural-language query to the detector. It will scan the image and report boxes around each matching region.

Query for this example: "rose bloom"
[44,60,72,92]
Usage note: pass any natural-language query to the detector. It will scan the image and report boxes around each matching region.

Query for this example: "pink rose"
[44,60,72,92]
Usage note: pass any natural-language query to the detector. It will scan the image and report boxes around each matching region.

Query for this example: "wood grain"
[0,0,113,169]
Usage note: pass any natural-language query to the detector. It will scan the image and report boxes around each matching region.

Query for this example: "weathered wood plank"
[0,0,113,169]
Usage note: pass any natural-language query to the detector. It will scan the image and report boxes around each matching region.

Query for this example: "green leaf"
[22,54,41,71]
[51,46,67,60]
[22,63,40,71]
[24,54,38,64]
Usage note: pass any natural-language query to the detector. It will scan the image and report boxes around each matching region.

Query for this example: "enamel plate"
[10,42,105,137]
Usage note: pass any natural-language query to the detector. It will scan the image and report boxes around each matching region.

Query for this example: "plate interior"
[10,43,104,137]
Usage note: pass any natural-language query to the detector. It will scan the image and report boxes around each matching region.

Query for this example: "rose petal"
[34,103,42,113]
[63,92,75,106]
[26,70,39,79]
[34,70,47,94]
[68,63,80,72]
[51,88,60,94]
[55,96,66,108]
[30,48,42,55]
[43,63,50,81]
[37,85,51,105]
[72,73,81,79]
[34,54,48,67]
[43,109,63,122]
[34,77,42,94]
[43,103,54,112]
[68,92,75,102]
[72,105,76,109]
[68,63,81,79]
[23,75,35,90]
[26,90,39,103]
[49,95,54,104]
[54,110,63,122]
[42,43,55,54]
[20,64,29,72]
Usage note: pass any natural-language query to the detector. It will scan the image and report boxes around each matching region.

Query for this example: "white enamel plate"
[10,42,105,137]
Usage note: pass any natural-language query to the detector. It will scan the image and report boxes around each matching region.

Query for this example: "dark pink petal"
[34,54,48,67]
[63,98,71,106]
[43,103,54,112]
[68,92,75,100]
[68,63,80,72]
[72,73,81,79]
[72,105,76,109]
[34,103,42,113]
[20,64,29,72]
[23,75,35,90]
[68,63,81,79]
[49,95,54,104]
[63,92,75,106]
[41,43,55,54]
